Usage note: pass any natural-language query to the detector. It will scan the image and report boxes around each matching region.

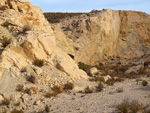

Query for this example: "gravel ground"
[44,77,150,113]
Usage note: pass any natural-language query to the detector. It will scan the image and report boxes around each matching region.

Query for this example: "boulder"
[102,75,112,82]
[89,67,98,75]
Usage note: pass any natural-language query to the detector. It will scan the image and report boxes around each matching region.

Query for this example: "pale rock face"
[0,0,88,83]
[89,67,98,75]
[0,95,3,104]
[52,9,150,65]
[102,75,112,82]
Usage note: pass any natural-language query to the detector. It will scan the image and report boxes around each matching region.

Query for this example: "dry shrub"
[84,86,93,93]
[29,87,38,95]
[89,76,105,83]
[46,86,63,98]
[27,75,37,84]
[0,107,7,113]
[33,59,44,67]
[16,84,24,92]
[1,97,11,106]
[117,99,143,113]
[63,82,74,90]
[96,82,104,92]
[23,87,30,94]
[139,68,147,75]
[45,105,50,112]
[1,37,11,48]
[45,90,52,98]
[52,85,63,96]
[106,79,115,86]
[22,25,31,33]
[2,21,9,27]
[130,100,143,113]
[117,99,129,113]
[11,109,24,113]
[142,80,148,86]
[114,77,125,82]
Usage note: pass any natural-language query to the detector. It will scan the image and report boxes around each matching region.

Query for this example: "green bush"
[142,80,148,86]
[33,59,44,67]
[78,62,88,72]
[1,37,11,48]
[84,86,93,93]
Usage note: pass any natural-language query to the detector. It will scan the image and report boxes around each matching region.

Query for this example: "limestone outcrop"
[47,9,150,65]
[0,0,88,86]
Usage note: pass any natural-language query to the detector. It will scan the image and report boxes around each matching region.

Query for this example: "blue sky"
[28,0,150,14]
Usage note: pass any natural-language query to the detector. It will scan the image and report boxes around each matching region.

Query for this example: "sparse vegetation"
[89,76,105,83]
[114,77,125,82]
[142,108,150,113]
[2,21,9,27]
[78,62,88,72]
[63,82,74,90]
[45,90,52,98]
[117,99,129,113]
[130,100,143,113]
[22,25,31,33]
[11,109,24,113]
[27,75,37,84]
[44,12,86,23]
[139,68,147,75]
[16,84,24,92]
[117,99,143,113]
[0,107,7,113]
[29,87,38,95]
[106,79,115,86]
[33,59,44,67]
[1,37,11,48]
[23,87,30,94]
[45,105,50,112]
[52,85,63,96]
[84,86,93,93]
[142,80,148,86]
[96,82,104,92]
[45,86,64,98]
[1,97,11,106]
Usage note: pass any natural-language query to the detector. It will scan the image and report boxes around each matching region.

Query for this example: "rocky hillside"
[0,0,91,111]
[44,9,150,65]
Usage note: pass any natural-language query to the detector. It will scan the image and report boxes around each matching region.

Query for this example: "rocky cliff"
[45,9,150,65]
[0,0,88,91]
